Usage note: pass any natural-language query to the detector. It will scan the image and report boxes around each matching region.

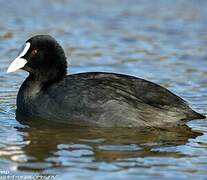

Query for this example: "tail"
[186,110,206,120]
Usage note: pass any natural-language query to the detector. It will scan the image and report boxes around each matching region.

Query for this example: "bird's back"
[35,72,204,127]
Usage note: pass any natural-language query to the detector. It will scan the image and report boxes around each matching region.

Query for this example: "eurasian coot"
[7,35,205,127]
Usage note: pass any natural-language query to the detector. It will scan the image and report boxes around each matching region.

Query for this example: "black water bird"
[7,35,205,127]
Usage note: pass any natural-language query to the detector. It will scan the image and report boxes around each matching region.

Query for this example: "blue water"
[0,0,207,179]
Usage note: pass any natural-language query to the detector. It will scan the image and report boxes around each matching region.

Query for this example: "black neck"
[27,69,66,90]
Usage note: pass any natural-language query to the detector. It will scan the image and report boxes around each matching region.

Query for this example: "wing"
[45,72,204,122]
[66,72,189,109]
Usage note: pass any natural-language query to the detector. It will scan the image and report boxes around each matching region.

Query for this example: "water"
[0,0,207,179]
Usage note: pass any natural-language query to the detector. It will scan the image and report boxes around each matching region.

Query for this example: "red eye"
[31,49,38,56]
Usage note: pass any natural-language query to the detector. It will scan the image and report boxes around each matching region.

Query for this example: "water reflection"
[1,0,207,178]
[15,112,202,172]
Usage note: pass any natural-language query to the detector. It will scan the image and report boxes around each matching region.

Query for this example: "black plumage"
[8,35,205,127]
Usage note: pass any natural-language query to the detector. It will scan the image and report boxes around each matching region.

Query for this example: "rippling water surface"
[0,0,207,179]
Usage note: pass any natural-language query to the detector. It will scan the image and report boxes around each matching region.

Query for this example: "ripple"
[0,0,207,179]
[98,144,141,152]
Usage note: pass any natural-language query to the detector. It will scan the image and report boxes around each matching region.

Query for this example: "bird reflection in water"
[15,111,202,172]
